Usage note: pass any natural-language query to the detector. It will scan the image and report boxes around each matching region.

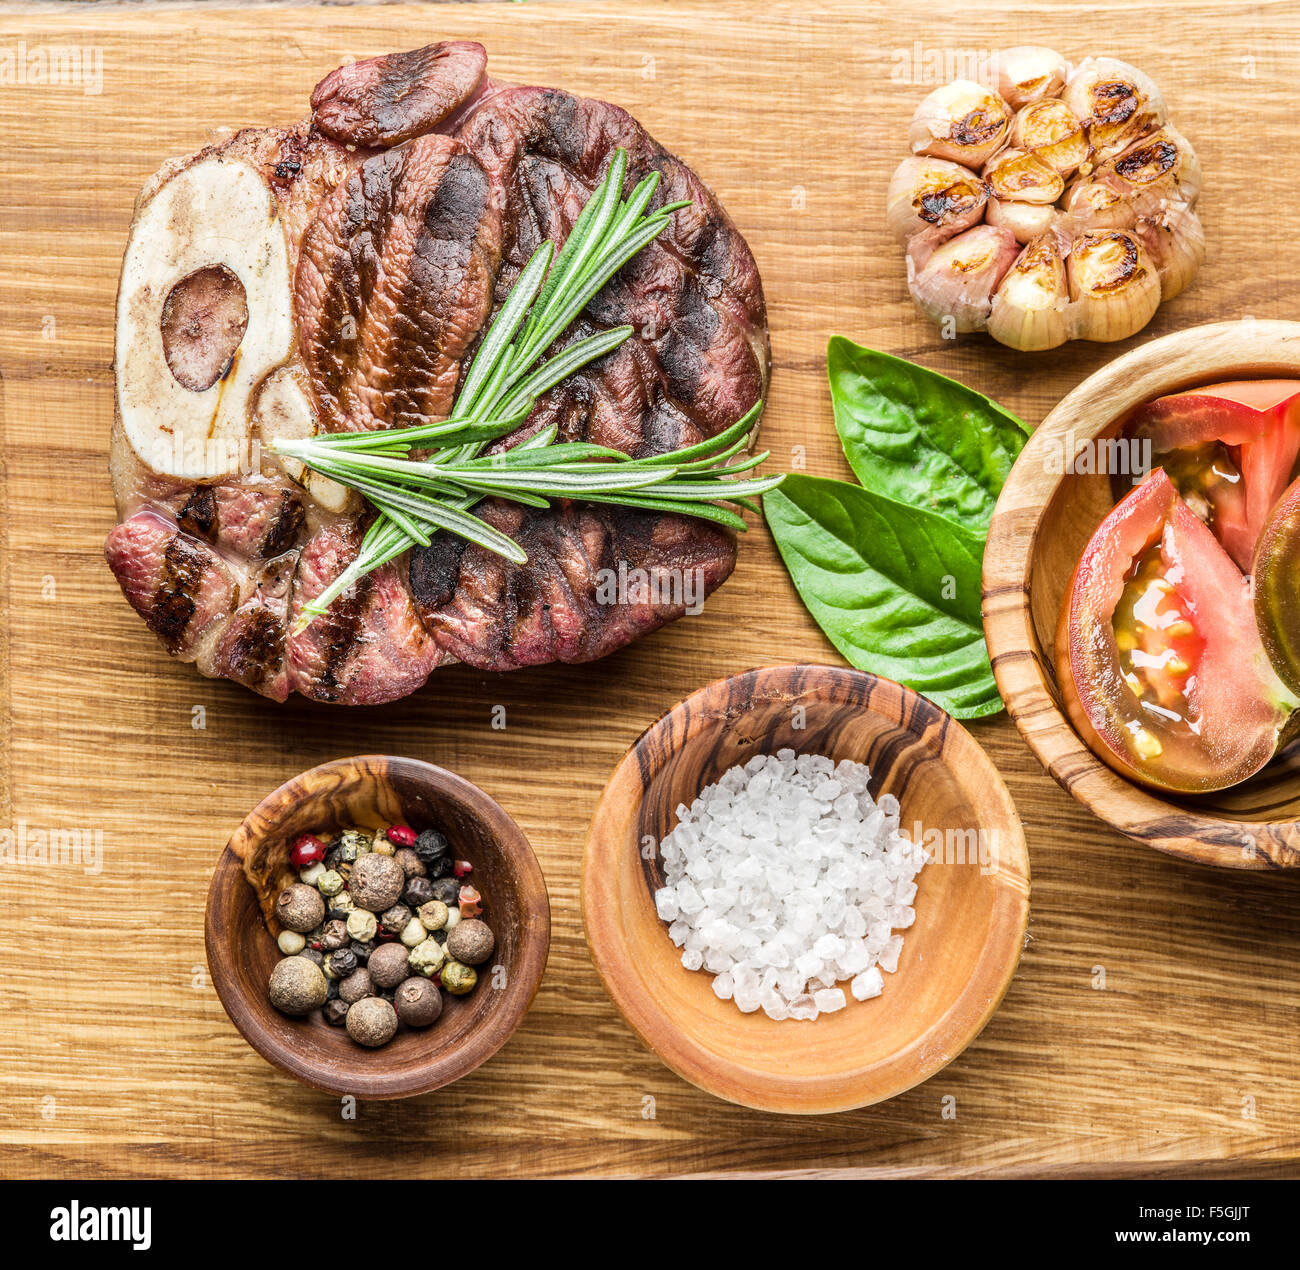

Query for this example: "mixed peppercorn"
[267,823,497,1048]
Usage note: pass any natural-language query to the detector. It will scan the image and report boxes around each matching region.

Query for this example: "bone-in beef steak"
[105,41,769,703]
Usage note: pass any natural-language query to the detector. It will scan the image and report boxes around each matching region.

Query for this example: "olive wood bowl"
[984,319,1300,870]
[582,665,1030,1114]
[206,756,550,1099]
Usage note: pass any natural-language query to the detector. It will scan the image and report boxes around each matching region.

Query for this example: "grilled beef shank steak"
[106,42,769,703]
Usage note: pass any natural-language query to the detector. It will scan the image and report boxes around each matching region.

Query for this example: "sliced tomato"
[1056,469,1296,793]
[1254,473,1300,696]
[1121,379,1300,571]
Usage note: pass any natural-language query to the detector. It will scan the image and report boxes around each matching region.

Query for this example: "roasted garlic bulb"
[891,49,1202,350]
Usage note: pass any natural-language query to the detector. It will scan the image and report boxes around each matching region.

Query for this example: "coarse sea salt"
[654,751,925,1022]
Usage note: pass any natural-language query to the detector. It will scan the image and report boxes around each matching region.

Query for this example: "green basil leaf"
[826,336,1028,534]
[764,474,1002,719]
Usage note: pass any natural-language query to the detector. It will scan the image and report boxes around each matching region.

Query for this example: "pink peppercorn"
[453,859,473,879]
[290,834,326,869]
[458,885,482,918]
[386,824,417,848]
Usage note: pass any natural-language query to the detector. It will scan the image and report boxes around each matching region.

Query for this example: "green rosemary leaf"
[456,243,553,416]
[496,325,633,418]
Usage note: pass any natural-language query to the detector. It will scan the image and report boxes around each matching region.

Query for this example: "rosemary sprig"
[274,149,782,628]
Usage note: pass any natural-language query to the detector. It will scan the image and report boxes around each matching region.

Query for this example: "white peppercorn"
[276,929,306,955]
[443,907,462,932]
[399,917,428,947]
[346,909,378,942]
[416,899,449,931]
[299,861,326,887]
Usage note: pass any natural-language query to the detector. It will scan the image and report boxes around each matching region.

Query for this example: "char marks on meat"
[287,524,443,705]
[106,42,769,702]
[310,41,489,147]
[410,498,737,670]
[296,134,503,432]
[105,513,236,655]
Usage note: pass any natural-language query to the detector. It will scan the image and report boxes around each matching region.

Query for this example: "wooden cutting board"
[2,0,1299,1179]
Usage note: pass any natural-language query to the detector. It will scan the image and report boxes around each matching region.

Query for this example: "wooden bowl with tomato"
[985,319,1300,870]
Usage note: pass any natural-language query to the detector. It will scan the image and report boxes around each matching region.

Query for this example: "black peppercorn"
[348,939,372,964]
[300,948,325,966]
[414,829,449,864]
[430,876,460,903]
[319,919,349,952]
[380,903,412,936]
[428,856,454,880]
[326,979,341,1001]
[325,947,358,980]
[432,929,448,945]
[323,998,350,1027]
[403,876,434,909]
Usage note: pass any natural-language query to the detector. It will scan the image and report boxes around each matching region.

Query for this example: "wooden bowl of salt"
[582,664,1029,1114]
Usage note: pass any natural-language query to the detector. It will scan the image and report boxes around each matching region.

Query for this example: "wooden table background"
[1,0,1299,1179]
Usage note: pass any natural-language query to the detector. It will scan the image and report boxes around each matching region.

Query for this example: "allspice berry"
[394,976,442,1027]
[440,960,477,995]
[447,918,495,966]
[346,996,398,1047]
[275,883,325,934]
[339,967,375,1004]
[368,940,411,989]
[268,956,329,1015]
[350,853,406,913]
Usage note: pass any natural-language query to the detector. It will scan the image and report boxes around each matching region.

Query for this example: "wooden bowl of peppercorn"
[206,756,550,1099]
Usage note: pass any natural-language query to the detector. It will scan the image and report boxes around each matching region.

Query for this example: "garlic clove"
[1010,99,1090,178]
[989,46,1069,109]
[983,146,1065,205]
[988,235,1070,351]
[1132,203,1205,301]
[907,224,1020,333]
[886,156,988,245]
[909,79,1012,168]
[1061,174,1136,232]
[1066,229,1161,342]
[1064,57,1167,164]
[986,194,1060,243]
[1102,124,1202,208]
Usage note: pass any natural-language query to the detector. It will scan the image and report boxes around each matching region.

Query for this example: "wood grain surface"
[2,0,1300,1179]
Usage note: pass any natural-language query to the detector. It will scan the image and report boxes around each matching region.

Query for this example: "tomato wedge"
[1254,473,1300,697]
[1122,379,1300,571]
[1056,469,1296,793]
